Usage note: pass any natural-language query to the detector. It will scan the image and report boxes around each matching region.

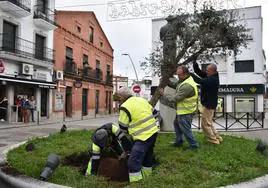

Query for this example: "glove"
[118,151,128,160]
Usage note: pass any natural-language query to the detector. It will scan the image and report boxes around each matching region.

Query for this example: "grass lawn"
[6,130,268,188]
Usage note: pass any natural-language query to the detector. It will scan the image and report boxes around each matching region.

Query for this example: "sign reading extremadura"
[218,84,265,95]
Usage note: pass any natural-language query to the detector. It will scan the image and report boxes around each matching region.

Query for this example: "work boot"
[169,141,183,148]
[208,139,220,145]
[217,136,223,143]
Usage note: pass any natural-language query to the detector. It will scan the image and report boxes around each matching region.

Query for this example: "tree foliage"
[141,1,249,107]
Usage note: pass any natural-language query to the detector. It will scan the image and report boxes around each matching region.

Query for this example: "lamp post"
[122,53,139,85]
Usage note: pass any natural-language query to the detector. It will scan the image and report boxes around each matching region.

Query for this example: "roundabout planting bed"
[5,130,268,188]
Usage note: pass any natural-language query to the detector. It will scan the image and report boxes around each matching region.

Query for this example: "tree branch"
[179,47,206,65]
[175,39,196,63]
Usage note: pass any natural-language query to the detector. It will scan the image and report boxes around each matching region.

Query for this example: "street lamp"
[122,53,139,84]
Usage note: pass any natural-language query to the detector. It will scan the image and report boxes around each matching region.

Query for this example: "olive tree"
[141,1,249,107]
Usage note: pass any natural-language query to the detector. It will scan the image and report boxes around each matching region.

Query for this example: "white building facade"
[152,6,266,116]
[0,0,57,122]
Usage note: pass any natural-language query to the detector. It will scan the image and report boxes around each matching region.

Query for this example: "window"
[66,47,73,63]
[37,0,47,13]
[235,60,254,73]
[35,34,45,60]
[107,64,111,82]
[77,26,81,33]
[89,26,94,43]
[100,41,103,47]
[96,60,101,79]
[234,97,255,118]
[83,54,88,65]
[246,28,253,40]
[3,21,17,53]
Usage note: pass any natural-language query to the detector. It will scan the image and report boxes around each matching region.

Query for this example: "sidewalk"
[0,115,118,153]
[0,114,119,130]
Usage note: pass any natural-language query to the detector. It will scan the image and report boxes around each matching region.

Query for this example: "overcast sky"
[55,0,268,80]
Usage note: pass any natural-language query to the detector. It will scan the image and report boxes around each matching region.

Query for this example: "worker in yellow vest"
[159,65,199,149]
[116,87,159,183]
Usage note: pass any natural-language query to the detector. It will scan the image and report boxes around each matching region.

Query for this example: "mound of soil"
[62,151,129,182]
[98,158,129,182]
[62,151,90,174]
[1,164,22,176]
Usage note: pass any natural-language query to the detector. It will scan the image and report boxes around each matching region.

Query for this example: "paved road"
[0,179,14,188]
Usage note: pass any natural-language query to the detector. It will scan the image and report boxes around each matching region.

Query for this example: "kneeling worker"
[86,122,132,175]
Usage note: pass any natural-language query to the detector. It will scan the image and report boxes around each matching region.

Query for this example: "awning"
[0,77,56,89]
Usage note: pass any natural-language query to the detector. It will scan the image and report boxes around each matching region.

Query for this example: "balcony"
[0,33,55,64]
[0,0,31,17]
[64,61,78,77]
[83,68,103,83]
[106,74,113,86]
[33,5,57,30]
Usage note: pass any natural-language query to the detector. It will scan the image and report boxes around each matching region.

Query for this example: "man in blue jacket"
[191,61,223,145]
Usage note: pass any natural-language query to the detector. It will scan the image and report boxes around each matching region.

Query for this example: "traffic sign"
[133,85,141,93]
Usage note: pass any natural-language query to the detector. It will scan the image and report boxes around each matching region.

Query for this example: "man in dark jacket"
[191,62,223,144]
[85,123,132,176]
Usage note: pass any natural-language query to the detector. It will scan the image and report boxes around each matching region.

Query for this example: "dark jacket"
[191,63,219,109]
[90,123,132,175]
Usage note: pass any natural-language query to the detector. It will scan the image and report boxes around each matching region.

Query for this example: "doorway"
[65,87,72,117]
[82,89,88,116]
[95,90,99,114]
[3,21,17,53]
[40,88,48,117]
[35,34,45,60]
[108,91,112,114]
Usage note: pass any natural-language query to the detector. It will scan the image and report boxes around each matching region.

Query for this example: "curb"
[220,174,268,188]
[0,142,71,188]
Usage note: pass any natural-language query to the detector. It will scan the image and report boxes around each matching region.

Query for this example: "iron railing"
[0,33,55,63]
[64,61,77,75]
[191,112,264,131]
[0,0,31,12]
[106,74,113,85]
[33,5,57,26]
[83,68,103,82]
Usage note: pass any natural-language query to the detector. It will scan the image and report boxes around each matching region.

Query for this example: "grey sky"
[55,0,268,80]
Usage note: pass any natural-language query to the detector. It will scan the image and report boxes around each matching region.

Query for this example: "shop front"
[0,76,56,123]
[215,84,265,116]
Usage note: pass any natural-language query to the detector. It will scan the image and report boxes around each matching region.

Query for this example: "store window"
[215,97,224,118]
[235,60,254,73]
[234,97,255,118]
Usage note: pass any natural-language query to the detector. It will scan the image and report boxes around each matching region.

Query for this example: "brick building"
[53,11,113,119]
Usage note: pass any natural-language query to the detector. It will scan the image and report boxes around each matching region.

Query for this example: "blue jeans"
[128,133,157,173]
[174,114,199,148]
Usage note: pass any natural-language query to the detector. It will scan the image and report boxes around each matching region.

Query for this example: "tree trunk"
[149,68,174,107]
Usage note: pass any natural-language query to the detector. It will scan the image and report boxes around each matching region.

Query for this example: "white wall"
[151,6,265,86]
[0,0,55,82]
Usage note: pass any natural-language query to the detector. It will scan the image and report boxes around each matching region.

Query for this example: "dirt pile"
[63,151,129,182]
[98,157,129,182]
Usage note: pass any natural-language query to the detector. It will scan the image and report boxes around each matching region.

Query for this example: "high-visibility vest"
[119,97,159,141]
[176,76,198,115]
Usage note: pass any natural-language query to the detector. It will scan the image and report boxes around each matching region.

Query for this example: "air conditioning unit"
[22,64,34,75]
[56,70,64,80]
